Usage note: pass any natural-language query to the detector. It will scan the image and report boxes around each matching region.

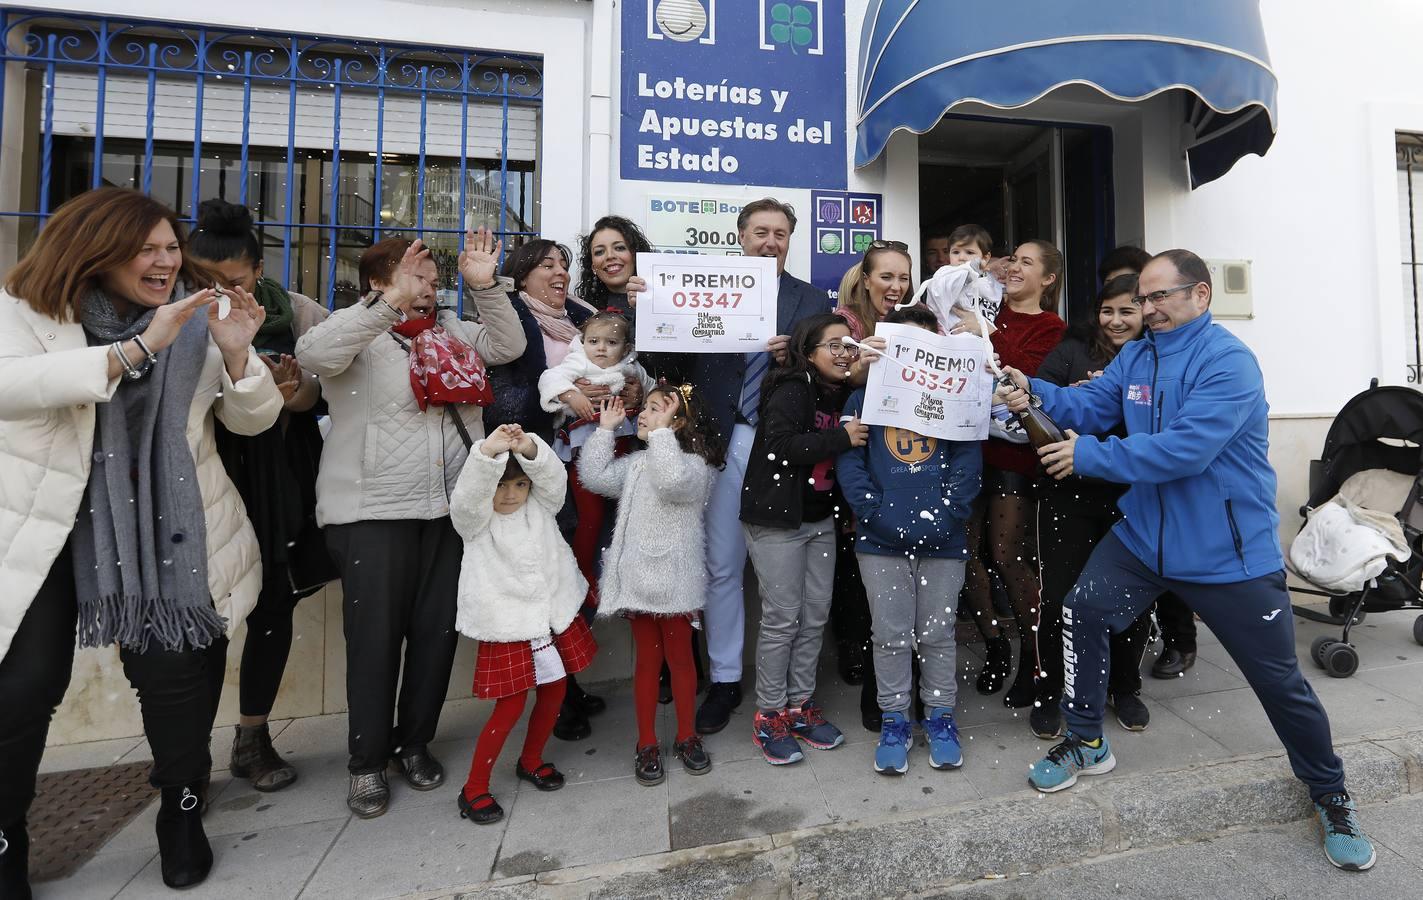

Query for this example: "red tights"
[569,466,604,600]
[462,678,566,803]
[630,615,696,746]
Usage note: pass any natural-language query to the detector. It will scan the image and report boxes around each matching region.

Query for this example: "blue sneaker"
[1315,792,1376,871]
[1028,733,1115,792]
[787,700,844,750]
[752,710,804,765]
[923,707,962,769]
[874,711,913,775]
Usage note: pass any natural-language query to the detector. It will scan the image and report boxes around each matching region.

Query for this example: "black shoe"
[0,820,32,900]
[565,676,606,716]
[674,736,712,775]
[392,749,444,791]
[347,771,390,818]
[554,697,593,741]
[635,744,665,786]
[230,723,298,793]
[515,761,566,791]
[1004,655,1039,709]
[1151,648,1196,679]
[695,681,742,735]
[156,785,213,889]
[658,666,673,705]
[837,643,867,686]
[861,708,883,732]
[1109,692,1151,731]
[457,789,504,825]
[976,635,1012,695]
[1029,703,1063,740]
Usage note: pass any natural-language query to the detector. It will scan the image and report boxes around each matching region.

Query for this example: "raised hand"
[459,226,503,288]
[599,396,626,431]
[140,288,218,352]
[384,240,434,313]
[210,286,267,379]
[481,423,516,457]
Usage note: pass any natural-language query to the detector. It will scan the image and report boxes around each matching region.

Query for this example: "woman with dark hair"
[0,187,281,892]
[187,198,333,793]
[577,215,652,314]
[739,313,868,765]
[1030,273,1154,739]
[963,240,1066,701]
[295,228,525,820]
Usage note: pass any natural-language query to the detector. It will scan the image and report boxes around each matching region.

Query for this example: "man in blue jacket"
[1000,249,1374,872]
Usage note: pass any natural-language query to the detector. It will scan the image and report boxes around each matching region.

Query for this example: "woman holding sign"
[739,313,868,765]
[965,241,1066,702]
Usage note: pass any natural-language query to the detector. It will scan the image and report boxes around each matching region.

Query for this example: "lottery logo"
[885,426,936,465]
[655,0,708,42]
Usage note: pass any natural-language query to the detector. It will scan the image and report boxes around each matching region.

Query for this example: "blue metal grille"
[0,7,543,308]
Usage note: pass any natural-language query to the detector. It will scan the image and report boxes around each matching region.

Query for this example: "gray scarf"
[71,283,226,652]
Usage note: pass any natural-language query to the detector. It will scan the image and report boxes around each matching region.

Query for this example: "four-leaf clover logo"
[770,2,814,53]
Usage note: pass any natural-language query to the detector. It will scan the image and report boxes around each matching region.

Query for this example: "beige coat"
[0,290,284,665]
[295,278,527,526]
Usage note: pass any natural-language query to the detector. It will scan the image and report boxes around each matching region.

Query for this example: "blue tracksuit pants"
[1062,533,1346,801]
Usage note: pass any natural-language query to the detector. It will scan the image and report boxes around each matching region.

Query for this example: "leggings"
[462,679,566,802]
[630,615,697,746]
[569,466,605,605]
[238,567,304,718]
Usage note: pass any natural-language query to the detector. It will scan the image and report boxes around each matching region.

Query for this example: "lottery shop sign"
[811,189,883,301]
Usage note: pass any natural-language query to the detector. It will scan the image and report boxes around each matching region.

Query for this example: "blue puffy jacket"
[837,390,982,558]
[1030,312,1282,583]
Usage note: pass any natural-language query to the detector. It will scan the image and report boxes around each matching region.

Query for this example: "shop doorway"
[919,116,1113,324]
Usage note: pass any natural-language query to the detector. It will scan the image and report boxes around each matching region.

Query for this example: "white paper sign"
[643,195,746,255]
[635,252,778,353]
[858,323,991,441]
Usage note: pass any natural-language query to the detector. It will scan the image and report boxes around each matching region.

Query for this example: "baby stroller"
[1288,379,1423,677]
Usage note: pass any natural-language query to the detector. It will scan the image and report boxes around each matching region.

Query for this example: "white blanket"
[1288,491,1411,594]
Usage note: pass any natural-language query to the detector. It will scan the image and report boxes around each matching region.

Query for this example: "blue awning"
[856,1,1278,188]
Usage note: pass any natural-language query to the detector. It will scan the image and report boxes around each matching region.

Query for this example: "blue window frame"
[0,7,543,308]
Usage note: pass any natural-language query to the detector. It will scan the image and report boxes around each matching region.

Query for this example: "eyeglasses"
[866,239,908,252]
[1131,282,1202,308]
[814,341,860,358]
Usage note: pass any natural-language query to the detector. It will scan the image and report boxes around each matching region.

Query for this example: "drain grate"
[29,762,156,883]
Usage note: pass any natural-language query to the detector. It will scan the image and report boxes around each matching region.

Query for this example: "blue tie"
[739,351,771,427]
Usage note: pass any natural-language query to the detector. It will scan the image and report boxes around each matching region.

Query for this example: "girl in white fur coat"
[578,387,723,786]
[449,425,597,826]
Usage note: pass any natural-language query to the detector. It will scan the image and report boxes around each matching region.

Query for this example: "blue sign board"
[621,0,847,190]
[810,189,883,302]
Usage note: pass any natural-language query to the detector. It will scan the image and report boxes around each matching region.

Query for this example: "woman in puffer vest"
[294,228,525,820]
[0,187,282,893]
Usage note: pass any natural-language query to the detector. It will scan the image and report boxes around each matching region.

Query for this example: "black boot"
[564,674,606,716]
[230,723,298,792]
[0,819,32,900]
[553,696,592,741]
[156,785,213,889]
[1004,638,1039,708]
[975,634,1012,694]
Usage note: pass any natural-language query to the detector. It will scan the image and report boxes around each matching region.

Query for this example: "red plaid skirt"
[471,615,598,699]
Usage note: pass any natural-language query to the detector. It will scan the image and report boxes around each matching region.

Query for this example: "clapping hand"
[459,226,503,288]
[598,397,627,431]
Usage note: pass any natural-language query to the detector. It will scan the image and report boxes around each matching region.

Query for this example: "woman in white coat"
[295,228,526,820]
[0,188,282,894]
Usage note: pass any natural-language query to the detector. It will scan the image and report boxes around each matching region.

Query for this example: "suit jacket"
[647,271,831,441]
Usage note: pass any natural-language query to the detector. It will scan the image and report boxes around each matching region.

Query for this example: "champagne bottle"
[996,372,1067,448]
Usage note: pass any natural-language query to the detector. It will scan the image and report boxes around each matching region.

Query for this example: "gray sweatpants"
[857,553,966,714]
[744,518,836,712]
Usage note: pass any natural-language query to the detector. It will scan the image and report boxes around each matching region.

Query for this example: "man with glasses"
[999,249,1375,872]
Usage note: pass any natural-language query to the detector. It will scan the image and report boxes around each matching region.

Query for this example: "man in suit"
[690,198,833,735]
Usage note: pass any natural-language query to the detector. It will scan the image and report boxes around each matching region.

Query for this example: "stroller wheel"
[1310,635,1334,668]
[1413,615,1423,647]
[1321,642,1360,678]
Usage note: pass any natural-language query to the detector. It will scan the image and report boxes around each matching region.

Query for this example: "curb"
[418,727,1423,899]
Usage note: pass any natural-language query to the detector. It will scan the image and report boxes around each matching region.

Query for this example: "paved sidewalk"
[34,604,1423,899]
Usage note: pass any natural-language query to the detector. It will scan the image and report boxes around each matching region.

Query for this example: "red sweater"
[985,306,1066,475]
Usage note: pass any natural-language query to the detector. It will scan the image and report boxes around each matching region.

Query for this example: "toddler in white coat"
[538,312,654,424]
[448,424,597,826]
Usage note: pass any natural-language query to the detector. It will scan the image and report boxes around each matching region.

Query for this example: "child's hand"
[598,396,626,430]
[481,423,518,457]
[512,427,537,458]
[842,416,869,447]
[561,389,596,421]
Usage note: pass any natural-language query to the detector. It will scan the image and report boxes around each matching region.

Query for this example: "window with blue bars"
[0,7,543,309]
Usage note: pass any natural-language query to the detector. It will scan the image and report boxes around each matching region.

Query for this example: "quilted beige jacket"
[0,290,283,665]
[295,278,526,526]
